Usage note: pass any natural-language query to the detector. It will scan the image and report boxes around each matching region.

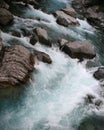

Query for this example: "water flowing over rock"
[0,42,35,88]
[55,10,79,27]
[93,67,104,80]
[0,8,13,25]
[33,27,52,47]
[60,40,96,60]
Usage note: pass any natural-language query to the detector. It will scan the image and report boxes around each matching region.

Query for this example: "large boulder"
[60,40,96,60]
[0,44,35,88]
[55,11,79,27]
[34,50,52,64]
[93,67,104,80]
[33,27,52,47]
[0,8,13,25]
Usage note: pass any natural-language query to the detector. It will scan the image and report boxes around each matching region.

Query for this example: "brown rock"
[0,45,35,87]
[61,7,77,18]
[61,41,96,60]
[55,11,79,27]
[0,8,13,25]
[34,27,52,47]
[34,50,52,64]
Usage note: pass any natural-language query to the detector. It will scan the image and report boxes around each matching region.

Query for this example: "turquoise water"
[0,0,104,130]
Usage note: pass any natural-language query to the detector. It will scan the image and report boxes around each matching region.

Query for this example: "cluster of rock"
[0,0,103,89]
[72,0,104,31]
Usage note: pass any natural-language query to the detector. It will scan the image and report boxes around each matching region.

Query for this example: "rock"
[21,28,31,37]
[55,11,79,27]
[84,94,95,104]
[11,30,21,37]
[0,8,13,25]
[34,27,52,47]
[0,45,35,88]
[0,35,2,52]
[61,7,77,18]
[58,38,68,47]
[61,41,96,60]
[0,0,9,9]
[94,99,102,106]
[93,67,104,80]
[34,50,52,64]
[72,0,104,31]
[30,34,38,45]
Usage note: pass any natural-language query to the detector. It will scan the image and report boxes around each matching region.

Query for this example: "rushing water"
[0,0,104,130]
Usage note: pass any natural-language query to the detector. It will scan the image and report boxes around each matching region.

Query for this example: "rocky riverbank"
[72,0,104,31]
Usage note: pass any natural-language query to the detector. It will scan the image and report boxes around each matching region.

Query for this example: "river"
[0,0,104,130]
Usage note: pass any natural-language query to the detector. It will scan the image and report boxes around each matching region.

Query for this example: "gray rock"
[93,67,104,80]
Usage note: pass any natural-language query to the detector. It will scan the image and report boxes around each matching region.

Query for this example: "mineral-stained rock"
[0,8,13,25]
[61,41,96,60]
[0,44,35,88]
[34,50,52,64]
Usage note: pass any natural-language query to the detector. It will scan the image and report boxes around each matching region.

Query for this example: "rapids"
[0,0,104,130]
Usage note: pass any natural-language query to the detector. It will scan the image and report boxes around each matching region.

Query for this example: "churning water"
[0,0,104,130]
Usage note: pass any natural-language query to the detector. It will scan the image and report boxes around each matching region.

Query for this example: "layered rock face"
[72,0,104,31]
[0,38,35,88]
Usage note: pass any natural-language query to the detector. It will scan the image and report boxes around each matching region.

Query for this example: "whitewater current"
[0,0,104,130]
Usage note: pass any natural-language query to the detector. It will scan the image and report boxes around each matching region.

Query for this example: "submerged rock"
[34,50,52,64]
[54,11,79,27]
[60,40,96,60]
[93,67,104,80]
[0,43,35,88]
[0,8,13,25]
[33,27,52,47]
